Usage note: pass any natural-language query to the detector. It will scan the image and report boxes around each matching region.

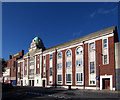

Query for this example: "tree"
[1,58,7,73]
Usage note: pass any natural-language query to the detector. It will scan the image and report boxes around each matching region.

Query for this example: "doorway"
[102,78,110,90]
[32,80,34,86]
[42,80,45,87]
[21,80,23,86]
[29,80,31,86]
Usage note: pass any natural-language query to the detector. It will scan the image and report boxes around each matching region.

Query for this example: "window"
[66,61,72,68]
[103,39,107,48]
[57,75,62,84]
[30,57,34,66]
[66,50,71,57]
[18,63,20,67]
[90,81,95,85]
[58,52,62,58]
[66,74,72,83]
[90,62,95,74]
[103,55,107,64]
[76,47,83,55]
[14,61,16,67]
[37,79,39,84]
[25,60,27,72]
[76,73,82,84]
[89,42,95,51]
[50,54,53,60]
[76,59,82,67]
[49,68,52,76]
[37,55,39,64]
[37,68,39,74]
[43,72,46,76]
[57,63,62,69]
[44,64,46,68]
[44,56,46,60]
[30,57,33,62]
[30,62,34,66]
[30,69,34,74]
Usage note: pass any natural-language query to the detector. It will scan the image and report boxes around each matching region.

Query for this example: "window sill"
[103,63,109,66]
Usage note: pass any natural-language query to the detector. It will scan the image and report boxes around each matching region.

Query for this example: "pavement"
[2,86,120,100]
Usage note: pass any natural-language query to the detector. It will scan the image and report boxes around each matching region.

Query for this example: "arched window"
[58,52,62,58]
[76,47,83,55]
[66,50,71,57]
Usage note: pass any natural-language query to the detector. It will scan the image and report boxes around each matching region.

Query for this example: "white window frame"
[90,62,95,74]
[76,59,82,67]
[57,74,62,84]
[76,73,83,85]
[88,41,96,86]
[102,38,109,65]
[76,46,83,55]
[89,42,95,51]
[65,73,72,85]
[66,49,72,57]
[57,63,62,69]
[43,56,46,76]
[57,52,62,59]
[66,61,72,68]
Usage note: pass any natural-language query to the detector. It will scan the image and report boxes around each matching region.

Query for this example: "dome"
[33,36,41,42]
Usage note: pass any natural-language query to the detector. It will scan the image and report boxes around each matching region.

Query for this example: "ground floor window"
[76,73,82,84]
[57,74,62,84]
[66,74,72,84]
[90,80,95,85]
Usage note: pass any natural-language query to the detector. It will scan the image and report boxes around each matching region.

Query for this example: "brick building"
[4,50,24,85]
[17,26,120,90]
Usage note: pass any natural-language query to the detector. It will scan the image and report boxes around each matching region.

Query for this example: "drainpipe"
[55,49,57,88]
[83,41,85,89]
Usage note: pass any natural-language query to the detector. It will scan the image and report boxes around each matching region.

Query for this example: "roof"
[43,25,117,52]
[33,36,41,42]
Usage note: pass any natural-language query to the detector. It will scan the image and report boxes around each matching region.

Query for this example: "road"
[2,86,120,100]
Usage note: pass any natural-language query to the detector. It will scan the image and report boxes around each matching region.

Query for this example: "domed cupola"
[33,36,41,42]
[29,36,45,52]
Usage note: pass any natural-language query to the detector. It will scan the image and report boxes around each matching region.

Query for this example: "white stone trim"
[71,86,84,89]
[88,41,96,86]
[85,87,97,90]
[43,50,55,55]
[100,75,113,90]
[75,46,84,85]
[102,37,109,65]
[113,88,115,91]
[57,33,113,52]
[57,52,63,85]
[65,49,72,85]
[42,78,47,87]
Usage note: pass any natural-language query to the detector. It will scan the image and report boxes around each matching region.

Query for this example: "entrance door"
[21,80,23,86]
[102,78,110,90]
[32,80,34,86]
[42,80,45,87]
[29,80,31,86]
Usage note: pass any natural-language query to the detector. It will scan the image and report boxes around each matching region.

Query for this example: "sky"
[2,2,119,61]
